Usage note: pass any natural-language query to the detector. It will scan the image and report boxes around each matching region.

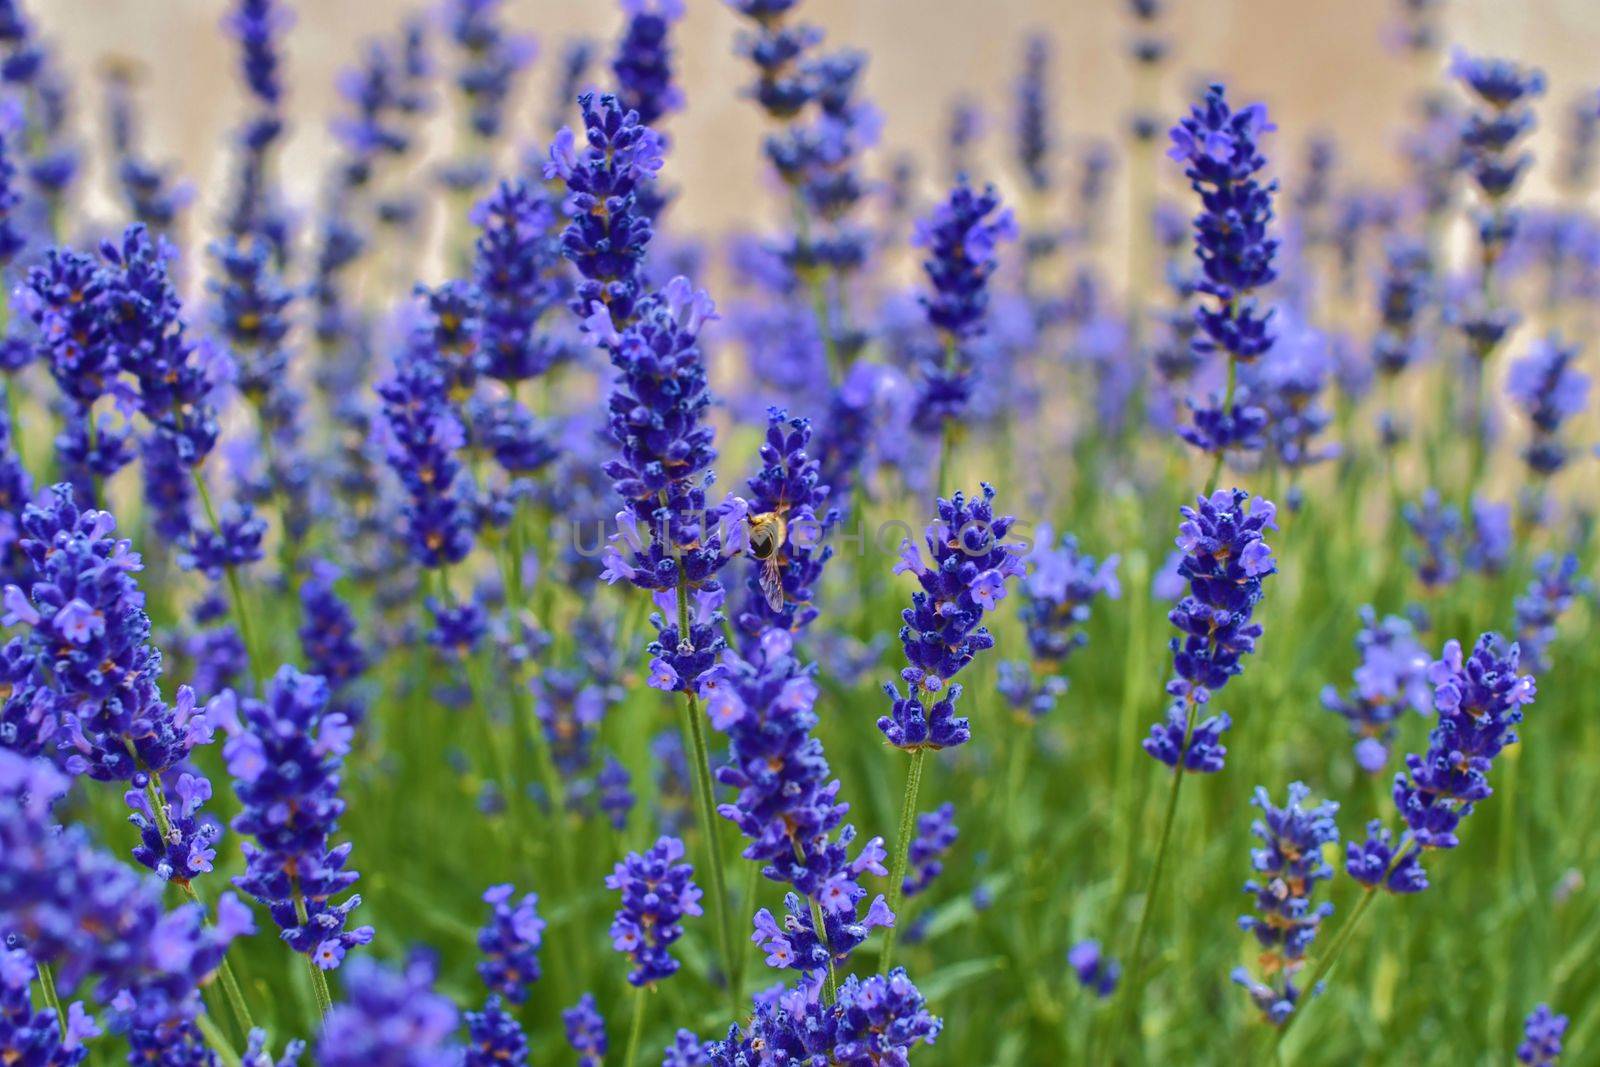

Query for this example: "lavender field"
[0,1,1595,1065]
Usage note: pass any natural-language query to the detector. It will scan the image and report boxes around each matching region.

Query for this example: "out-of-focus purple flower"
[1517,1003,1568,1066]
[902,802,957,897]
[476,883,544,1003]
[1320,608,1431,773]
[1067,939,1120,998]
[562,993,606,1067]
[316,952,461,1067]
[1019,524,1119,665]
[1506,336,1589,475]
[1513,553,1591,673]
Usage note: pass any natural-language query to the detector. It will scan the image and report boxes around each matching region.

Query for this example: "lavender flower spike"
[880,484,1026,751]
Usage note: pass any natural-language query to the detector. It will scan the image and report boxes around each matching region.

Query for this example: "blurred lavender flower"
[1019,525,1120,667]
[1513,554,1591,673]
[1067,939,1120,998]
[1518,1004,1568,1066]
[476,883,544,1003]
[562,994,606,1067]
[1320,608,1431,773]
[1506,336,1589,476]
[903,802,957,897]
[316,953,461,1067]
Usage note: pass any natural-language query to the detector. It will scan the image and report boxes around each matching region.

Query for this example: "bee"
[746,508,790,612]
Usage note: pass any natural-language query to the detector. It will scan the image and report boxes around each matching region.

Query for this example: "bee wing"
[760,556,786,612]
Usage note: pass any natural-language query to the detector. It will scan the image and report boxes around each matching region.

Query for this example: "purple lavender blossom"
[562,994,606,1067]
[909,181,1017,433]
[0,947,98,1067]
[1067,939,1120,998]
[607,835,703,986]
[316,953,461,1067]
[1506,336,1590,475]
[1143,489,1277,773]
[1019,524,1120,666]
[1391,634,1535,867]
[881,485,1026,750]
[1320,608,1431,773]
[902,802,957,897]
[706,969,941,1063]
[1513,554,1591,673]
[1231,783,1338,1025]
[1518,1004,1568,1066]
[225,665,374,970]
[476,883,544,1003]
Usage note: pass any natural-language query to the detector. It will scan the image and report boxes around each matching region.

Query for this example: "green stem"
[195,1013,245,1067]
[879,747,928,975]
[1107,698,1198,1058]
[190,468,264,684]
[1204,357,1238,497]
[293,893,335,1016]
[35,960,65,1039]
[1272,886,1381,1055]
[142,777,256,1040]
[623,984,648,1067]
[675,581,739,1017]
[793,838,840,1004]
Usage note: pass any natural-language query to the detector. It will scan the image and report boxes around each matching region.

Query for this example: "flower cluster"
[1391,634,1535,866]
[1506,336,1590,475]
[1513,554,1590,673]
[225,665,374,969]
[446,0,533,145]
[1067,939,1120,998]
[1320,608,1431,773]
[1168,83,1279,456]
[613,0,685,129]
[1451,50,1545,258]
[0,947,98,1067]
[1517,1004,1568,1066]
[3,485,207,781]
[0,749,252,1039]
[545,91,663,329]
[1231,783,1339,1025]
[466,996,528,1067]
[126,768,221,886]
[1143,489,1277,773]
[315,953,461,1067]
[562,994,606,1067]
[477,883,545,1003]
[903,802,957,897]
[1018,524,1120,666]
[298,560,370,722]
[1345,820,1429,895]
[734,408,838,644]
[471,178,563,384]
[377,313,475,569]
[606,835,703,986]
[909,180,1017,433]
[706,969,942,1064]
[698,627,892,974]
[881,484,1026,751]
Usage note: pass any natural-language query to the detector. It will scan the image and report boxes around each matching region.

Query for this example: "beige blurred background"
[29,0,1600,260]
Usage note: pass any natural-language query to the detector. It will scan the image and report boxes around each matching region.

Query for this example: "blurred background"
[33,0,1600,267]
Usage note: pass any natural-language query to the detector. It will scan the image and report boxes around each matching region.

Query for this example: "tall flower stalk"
[546,91,739,1011]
